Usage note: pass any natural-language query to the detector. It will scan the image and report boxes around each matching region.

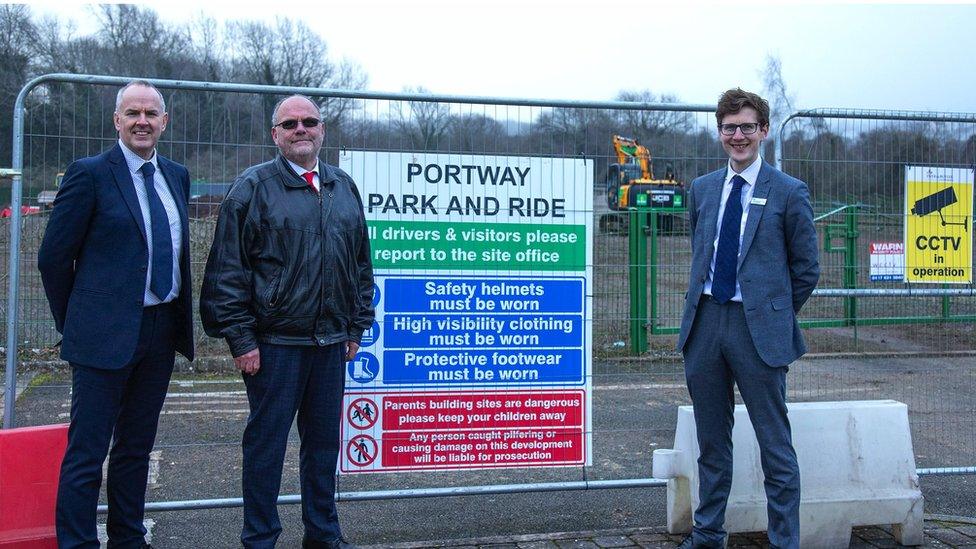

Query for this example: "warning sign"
[347,398,378,430]
[347,435,378,467]
[869,242,904,282]
[383,428,583,468]
[904,166,973,283]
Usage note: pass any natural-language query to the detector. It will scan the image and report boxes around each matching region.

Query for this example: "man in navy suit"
[676,89,820,548]
[38,80,194,549]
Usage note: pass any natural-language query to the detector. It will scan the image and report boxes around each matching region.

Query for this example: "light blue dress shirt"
[118,140,182,305]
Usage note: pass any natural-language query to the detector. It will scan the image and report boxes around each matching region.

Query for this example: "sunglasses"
[273,117,321,130]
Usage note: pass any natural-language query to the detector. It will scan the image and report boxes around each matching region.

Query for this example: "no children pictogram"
[347,398,378,430]
[346,435,377,467]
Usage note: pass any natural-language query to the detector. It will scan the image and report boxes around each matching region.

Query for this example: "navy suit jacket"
[38,144,194,369]
[677,162,820,367]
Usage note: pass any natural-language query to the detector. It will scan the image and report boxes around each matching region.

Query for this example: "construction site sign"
[904,166,973,283]
[338,151,593,473]
[869,242,904,282]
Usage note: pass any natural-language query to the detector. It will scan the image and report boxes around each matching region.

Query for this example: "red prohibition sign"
[347,435,377,467]
[347,398,378,430]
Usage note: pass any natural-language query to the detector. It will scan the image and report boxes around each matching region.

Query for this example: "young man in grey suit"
[675,89,820,549]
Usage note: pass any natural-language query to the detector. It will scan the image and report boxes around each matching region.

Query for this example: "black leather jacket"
[200,155,375,357]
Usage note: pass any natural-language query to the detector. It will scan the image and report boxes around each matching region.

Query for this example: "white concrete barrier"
[652,400,923,548]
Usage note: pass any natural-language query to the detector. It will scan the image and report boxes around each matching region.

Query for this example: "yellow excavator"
[601,135,686,234]
[606,135,684,211]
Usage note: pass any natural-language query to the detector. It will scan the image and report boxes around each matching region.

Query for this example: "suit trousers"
[682,297,800,549]
[240,342,346,549]
[56,303,178,549]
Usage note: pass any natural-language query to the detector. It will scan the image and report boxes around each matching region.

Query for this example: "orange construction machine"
[606,135,685,212]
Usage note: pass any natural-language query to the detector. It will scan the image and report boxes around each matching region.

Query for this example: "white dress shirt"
[703,156,763,302]
[118,140,182,305]
[287,158,320,191]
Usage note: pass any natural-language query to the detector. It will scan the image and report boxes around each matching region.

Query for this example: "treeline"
[1,4,365,163]
[2,4,721,195]
[784,124,976,207]
[3,5,974,209]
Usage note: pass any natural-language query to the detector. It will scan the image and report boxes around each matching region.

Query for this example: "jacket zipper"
[312,184,336,344]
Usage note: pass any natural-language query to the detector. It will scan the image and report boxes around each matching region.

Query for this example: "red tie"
[302,171,317,192]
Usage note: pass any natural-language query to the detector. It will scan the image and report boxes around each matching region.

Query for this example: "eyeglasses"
[272,117,321,130]
[719,123,762,136]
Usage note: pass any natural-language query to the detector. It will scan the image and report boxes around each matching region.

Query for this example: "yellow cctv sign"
[904,166,973,283]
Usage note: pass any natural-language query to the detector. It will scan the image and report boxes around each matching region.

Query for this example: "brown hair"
[715,88,770,128]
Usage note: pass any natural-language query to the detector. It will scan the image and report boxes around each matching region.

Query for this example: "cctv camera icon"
[911,187,968,232]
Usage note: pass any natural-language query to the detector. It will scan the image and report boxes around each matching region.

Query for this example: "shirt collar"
[118,139,158,174]
[725,156,762,187]
[286,158,319,178]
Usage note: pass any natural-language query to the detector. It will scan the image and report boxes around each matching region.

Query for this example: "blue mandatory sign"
[384,278,583,313]
[384,314,583,348]
[371,283,381,307]
[383,349,583,385]
[347,351,380,384]
[360,321,381,347]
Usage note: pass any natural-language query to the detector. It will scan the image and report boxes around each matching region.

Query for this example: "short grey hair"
[115,80,166,112]
[271,94,319,126]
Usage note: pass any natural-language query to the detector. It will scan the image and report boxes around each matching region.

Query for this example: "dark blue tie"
[140,162,173,300]
[712,175,746,303]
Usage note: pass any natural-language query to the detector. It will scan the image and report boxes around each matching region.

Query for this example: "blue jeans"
[240,342,346,548]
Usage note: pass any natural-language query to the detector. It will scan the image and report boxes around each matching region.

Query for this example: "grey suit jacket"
[676,161,820,367]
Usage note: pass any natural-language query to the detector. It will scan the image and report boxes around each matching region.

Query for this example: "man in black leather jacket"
[200,95,374,549]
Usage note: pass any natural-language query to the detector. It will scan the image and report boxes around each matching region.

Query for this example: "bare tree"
[92,4,192,78]
[532,106,614,157]
[188,15,224,82]
[760,53,801,158]
[447,113,508,153]
[0,4,37,99]
[224,17,366,126]
[615,89,694,139]
[391,86,452,150]
[0,4,40,161]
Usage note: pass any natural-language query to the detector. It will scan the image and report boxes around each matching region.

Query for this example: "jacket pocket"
[770,295,792,311]
[263,270,283,309]
[74,286,112,297]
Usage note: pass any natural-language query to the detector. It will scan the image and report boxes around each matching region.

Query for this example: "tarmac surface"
[4,354,976,548]
[359,516,976,548]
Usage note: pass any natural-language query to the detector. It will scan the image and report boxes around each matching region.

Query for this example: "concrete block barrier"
[652,400,923,547]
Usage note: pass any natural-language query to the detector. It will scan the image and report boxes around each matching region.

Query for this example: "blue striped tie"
[712,175,746,303]
[140,162,173,300]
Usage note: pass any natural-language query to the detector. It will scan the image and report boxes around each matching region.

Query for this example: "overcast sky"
[28,1,976,113]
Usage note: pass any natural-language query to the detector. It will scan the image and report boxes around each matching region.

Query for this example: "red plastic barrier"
[0,423,68,548]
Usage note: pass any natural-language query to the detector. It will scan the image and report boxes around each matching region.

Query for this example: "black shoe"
[326,538,358,549]
[302,536,359,549]
[675,535,727,549]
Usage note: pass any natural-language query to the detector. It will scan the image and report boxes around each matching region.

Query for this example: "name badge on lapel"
[750,197,767,206]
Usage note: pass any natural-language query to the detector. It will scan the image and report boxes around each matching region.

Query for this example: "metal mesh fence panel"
[4,78,974,513]
[4,77,719,497]
[780,109,976,467]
